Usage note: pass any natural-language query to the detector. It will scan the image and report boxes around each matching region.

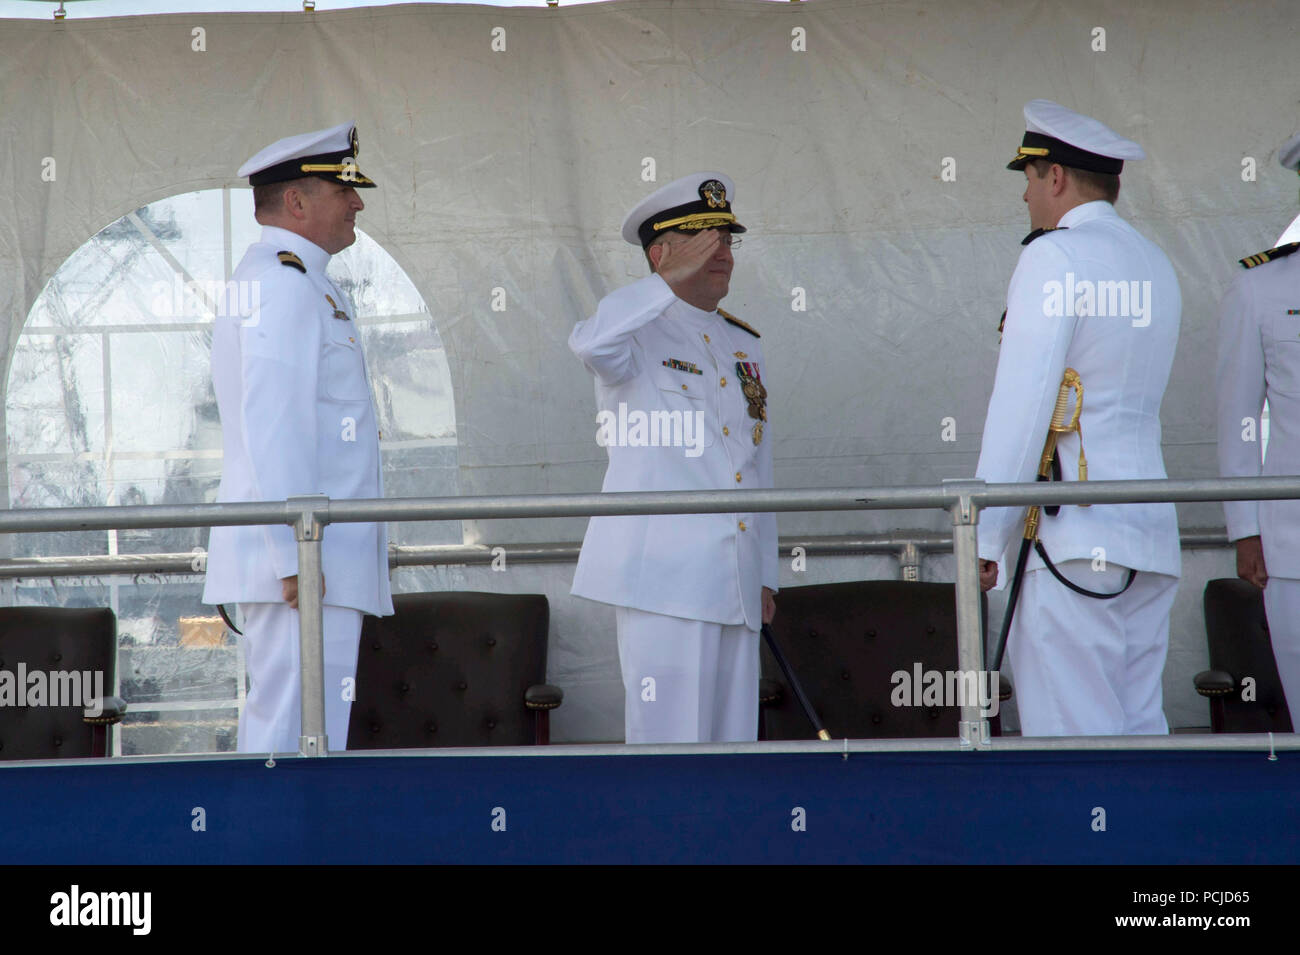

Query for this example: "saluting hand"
[655,229,722,296]
[1235,536,1268,589]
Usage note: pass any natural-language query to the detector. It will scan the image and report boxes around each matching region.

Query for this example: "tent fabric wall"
[2,0,1297,740]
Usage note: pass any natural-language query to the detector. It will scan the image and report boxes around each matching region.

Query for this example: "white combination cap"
[238,121,375,188]
[1007,99,1145,174]
[1279,130,1300,171]
[621,172,746,247]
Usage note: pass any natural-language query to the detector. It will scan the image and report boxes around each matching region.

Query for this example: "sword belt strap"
[1044,450,1062,517]
[218,603,243,636]
[1033,541,1136,599]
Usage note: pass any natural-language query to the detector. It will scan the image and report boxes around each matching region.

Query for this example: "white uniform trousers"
[615,607,759,744]
[1006,561,1178,736]
[1263,578,1300,728]
[237,602,363,754]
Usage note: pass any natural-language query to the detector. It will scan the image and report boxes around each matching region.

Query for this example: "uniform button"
[703,334,710,343]
[722,426,730,436]
[681,384,688,391]
[735,472,742,483]
[738,521,747,531]
[720,376,727,387]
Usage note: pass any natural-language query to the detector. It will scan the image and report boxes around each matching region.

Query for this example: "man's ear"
[1050,164,1069,197]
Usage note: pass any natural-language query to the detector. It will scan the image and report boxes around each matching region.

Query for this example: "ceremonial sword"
[761,623,832,740]
[990,368,1085,672]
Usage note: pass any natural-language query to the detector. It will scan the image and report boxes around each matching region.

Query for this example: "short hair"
[1027,158,1120,204]
[252,176,319,217]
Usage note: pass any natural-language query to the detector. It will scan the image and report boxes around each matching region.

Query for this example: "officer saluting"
[977,101,1182,736]
[203,121,393,753]
[1217,130,1300,728]
[569,172,779,744]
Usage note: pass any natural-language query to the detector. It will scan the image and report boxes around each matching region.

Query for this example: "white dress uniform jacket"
[202,225,393,618]
[1217,247,1300,577]
[569,274,779,631]
[977,201,1182,578]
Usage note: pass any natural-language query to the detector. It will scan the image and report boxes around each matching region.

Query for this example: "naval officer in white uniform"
[977,101,1182,736]
[203,121,393,753]
[569,173,779,744]
[1217,130,1300,728]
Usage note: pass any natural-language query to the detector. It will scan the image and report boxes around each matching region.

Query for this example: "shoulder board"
[718,308,760,338]
[1239,242,1300,269]
[1021,226,1067,246]
[277,251,307,273]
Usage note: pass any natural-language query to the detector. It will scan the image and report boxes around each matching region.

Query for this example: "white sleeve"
[568,274,676,386]
[975,240,1078,562]
[239,282,322,579]
[1216,271,1266,542]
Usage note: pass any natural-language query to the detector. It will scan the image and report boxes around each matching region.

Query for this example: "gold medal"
[752,421,763,445]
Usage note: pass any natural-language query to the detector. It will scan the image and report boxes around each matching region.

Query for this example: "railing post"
[289,494,329,757]
[897,540,921,581]
[944,480,988,750]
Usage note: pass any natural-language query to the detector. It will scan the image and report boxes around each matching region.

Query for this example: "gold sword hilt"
[1024,368,1087,539]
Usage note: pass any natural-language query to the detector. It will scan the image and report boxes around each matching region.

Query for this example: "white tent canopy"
[3,0,1297,743]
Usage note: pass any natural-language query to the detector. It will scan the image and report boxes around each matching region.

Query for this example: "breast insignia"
[277,251,307,273]
[1240,242,1300,269]
[718,308,760,338]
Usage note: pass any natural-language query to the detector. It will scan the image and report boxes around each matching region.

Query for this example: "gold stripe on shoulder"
[1239,242,1300,269]
[277,251,307,273]
[718,307,760,338]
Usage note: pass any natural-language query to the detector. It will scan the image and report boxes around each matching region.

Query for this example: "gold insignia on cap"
[351,126,360,156]
[700,179,727,208]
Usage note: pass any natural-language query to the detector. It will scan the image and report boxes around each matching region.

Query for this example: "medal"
[752,421,763,446]
[325,294,349,321]
[735,361,767,422]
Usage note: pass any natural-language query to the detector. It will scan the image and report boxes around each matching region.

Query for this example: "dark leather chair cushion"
[347,592,552,749]
[0,607,118,760]
[761,580,993,740]
[1201,578,1293,731]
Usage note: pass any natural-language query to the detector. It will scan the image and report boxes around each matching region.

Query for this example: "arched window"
[6,187,458,753]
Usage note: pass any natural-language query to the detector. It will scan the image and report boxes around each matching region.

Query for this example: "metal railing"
[3,475,1298,757]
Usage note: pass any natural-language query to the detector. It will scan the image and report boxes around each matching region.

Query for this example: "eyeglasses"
[661,232,742,250]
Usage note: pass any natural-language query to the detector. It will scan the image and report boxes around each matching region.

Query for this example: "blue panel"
[1,750,1296,864]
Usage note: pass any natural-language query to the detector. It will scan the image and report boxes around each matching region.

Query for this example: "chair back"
[347,592,550,749]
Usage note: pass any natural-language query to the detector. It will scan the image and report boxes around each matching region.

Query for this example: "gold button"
[738,521,747,532]
[681,384,688,391]
[720,376,727,387]
[722,426,730,436]
[735,472,742,483]
[703,334,710,343]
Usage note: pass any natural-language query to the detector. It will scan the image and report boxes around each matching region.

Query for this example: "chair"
[759,580,1006,740]
[347,592,563,749]
[1195,578,1292,733]
[0,607,127,760]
